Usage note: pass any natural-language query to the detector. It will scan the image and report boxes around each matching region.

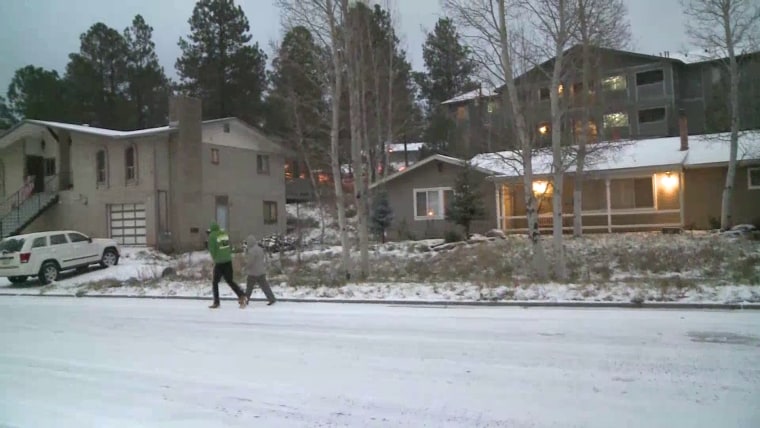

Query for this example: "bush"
[444,229,463,243]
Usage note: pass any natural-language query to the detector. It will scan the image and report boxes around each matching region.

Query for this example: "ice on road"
[1,298,759,428]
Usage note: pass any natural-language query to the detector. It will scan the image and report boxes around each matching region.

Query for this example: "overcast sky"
[0,0,690,95]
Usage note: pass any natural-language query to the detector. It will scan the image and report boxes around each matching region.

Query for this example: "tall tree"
[176,0,267,125]
[65,22,130,129]
[0,96,15,129]
[6,65,70,122]
[572,0,631,238]
[124,15,170,128]
[681,0,760,230]
[268,26,330,244]
[416,18,477,157]
[370,189,393,243]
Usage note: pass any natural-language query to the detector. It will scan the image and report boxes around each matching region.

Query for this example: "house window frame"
[635,69,666,98]
[413,187,453,221]
[263,201,278,224]
[638,107,667,125]
[44,158,56,176]
[748,167,760,190]
[257,154,270,175]
[603,112,630,129]
[211,148,220,165]
[602,75,627,92]
[96,148,108,187]
[125,144,137,184]
[609,175,657,211]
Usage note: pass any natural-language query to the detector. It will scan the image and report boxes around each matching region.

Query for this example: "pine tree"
[176,0,267,125]
[6,65,70,122]
[65,22,130,129]
[370,190,394,243]
[124,15,171,128]
[446,162,484,238]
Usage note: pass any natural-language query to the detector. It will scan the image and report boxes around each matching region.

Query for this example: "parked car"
[0,231,120,285]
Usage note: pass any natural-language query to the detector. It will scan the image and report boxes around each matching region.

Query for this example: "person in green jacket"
[207,222,247,309]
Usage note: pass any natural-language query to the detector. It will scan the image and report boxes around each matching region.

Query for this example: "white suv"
[0,231,120,285]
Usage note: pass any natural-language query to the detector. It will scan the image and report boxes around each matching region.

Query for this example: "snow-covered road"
[1,298,758,428]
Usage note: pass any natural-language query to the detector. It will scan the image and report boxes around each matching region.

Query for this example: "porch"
[495,170,684,233]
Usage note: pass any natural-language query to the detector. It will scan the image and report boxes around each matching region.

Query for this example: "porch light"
[428,210,434,217]
[538,125,549,135]
[532,180,551,195]
[659,172,679,192]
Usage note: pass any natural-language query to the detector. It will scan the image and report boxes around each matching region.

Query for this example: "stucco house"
[369,154,499,240]
[0,95,289,252]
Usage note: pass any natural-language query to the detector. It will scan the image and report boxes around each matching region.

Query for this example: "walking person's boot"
[238,295,248,309]
[209,302,220,309]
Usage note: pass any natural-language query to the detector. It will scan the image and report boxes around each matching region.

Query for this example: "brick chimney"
[678,109,688,151]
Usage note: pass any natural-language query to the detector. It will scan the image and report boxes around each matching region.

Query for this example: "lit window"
[603,112,629,128]
[456,106,468,120]
[602,75,627,91]
[487,101,498,114]
[748,168,760,190]
[532,180,552,196]
[558,84,564,96]
[211,148,220,165]
[538,123,550,135]
[414,188,453,220]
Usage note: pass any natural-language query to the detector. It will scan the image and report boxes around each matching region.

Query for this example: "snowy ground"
[0,298,758,427]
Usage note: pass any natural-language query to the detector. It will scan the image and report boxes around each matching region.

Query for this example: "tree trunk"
[550,0,567,281]
[720,17,740,231]
[497,0,548,281]
[327,0,351,279]
[573,0,591,238]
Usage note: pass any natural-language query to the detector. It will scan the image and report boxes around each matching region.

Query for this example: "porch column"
[605,178,612,233]
[679,170,685,228]
[494,183,501,230]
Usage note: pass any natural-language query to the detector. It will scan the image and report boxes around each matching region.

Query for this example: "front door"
[215,196,229,231]
[25,156,45,193]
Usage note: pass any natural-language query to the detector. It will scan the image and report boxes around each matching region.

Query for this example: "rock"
[161,267,177,278]
[485,229,507,239]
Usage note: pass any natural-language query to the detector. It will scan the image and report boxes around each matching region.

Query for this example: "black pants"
[245,275,276,303]
[212,262,244,304]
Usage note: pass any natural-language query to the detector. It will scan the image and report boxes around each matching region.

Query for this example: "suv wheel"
[100,249,119,268]
[38,262,60,285]
[8,276,28,284]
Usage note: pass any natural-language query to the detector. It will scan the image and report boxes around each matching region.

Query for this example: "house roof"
[369,154,499,189]
[471,132,760,179]
[441,88,497,105]
[387,142,425,152]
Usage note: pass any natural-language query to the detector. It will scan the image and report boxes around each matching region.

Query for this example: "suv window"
[68,233,89,243]
[0,238,25,253]
[50,234,69,246]
[32,237,48,248]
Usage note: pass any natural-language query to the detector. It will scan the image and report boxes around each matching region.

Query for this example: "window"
[68,233,89,243]
[223,123,231,133]
[96,149,107,185]
[603,112,629,128]
[638,107,666,124]
[749,168,760,190]
[44,158,56,176]
[257,155,270,175]
[602,75,627,91]
[50,234,68,246]
[0,238,25,253]
[610,177,654,209]
[414,188,453,220]
[125,146,136,182]
[211,148,220,165]
[215,196,229,231]
[487,101,498,114]
[456,105,468,120]
[572,82,583,96]
[538,87,551,100]
[636,69,664,86]
[32,237,47,248]
[573,120,598,142]
[263,201,278,224]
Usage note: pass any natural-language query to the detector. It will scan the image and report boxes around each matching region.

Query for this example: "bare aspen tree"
[572,0,630,237]
[681,0,760,230]
[277,0,353,278]
[445,0,549,280]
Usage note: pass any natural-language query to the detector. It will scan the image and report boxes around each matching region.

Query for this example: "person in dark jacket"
[207,222,247,309]
[243,234,276,306]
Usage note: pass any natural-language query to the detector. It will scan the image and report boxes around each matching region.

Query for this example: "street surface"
[1,297,758,427]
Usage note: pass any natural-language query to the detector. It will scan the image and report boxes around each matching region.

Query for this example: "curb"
[1,292,759,310]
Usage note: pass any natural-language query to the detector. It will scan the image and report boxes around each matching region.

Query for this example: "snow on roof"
[470,132,760,178]
[387,142,425,152]
[441,88,496,105]
[26,120,172,139]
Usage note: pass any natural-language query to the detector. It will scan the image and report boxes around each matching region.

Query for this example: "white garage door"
[109,203,147,245]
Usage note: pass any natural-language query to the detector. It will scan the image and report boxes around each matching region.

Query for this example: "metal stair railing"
[0,174,60,239]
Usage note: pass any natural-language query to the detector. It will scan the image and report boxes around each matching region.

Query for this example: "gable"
[201,119,288,154]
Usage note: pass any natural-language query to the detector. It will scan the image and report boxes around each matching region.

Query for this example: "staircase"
[0,175,60,240]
